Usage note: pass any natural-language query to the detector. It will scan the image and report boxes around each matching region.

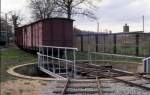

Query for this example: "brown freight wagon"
[15,27,23,48]
[15,18,74,53]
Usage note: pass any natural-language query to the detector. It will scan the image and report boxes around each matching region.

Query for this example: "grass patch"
[0,46,37,83]
[1,47,36,62]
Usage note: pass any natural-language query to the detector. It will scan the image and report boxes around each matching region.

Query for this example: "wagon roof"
[16,18,74,29]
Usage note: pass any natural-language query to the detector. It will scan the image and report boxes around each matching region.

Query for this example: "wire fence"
[74,32,150,57]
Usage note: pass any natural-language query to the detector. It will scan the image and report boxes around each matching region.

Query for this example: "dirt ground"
[0,79,55,95]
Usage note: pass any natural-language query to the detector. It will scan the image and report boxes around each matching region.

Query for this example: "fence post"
[73,49,76,78]
[104,34,106,52]
[96,34,98,52]
[136,34,139,56]
[113,34,116,54]
[81,35,83,51]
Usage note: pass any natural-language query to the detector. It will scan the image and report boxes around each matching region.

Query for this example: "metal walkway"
[37,45,78,79]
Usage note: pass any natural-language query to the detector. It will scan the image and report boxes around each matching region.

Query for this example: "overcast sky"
[1,0,150,33]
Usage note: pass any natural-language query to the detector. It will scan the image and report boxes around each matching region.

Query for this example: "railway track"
[50,61,131,77]
[53,77,106,95]
[75,62,150,91]
[46,61,150,92]
[85,70,150,91]
[113,76,150,90]
[65,62,150,91]
[53,77,150,95]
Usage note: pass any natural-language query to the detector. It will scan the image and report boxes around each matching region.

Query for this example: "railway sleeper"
[54,90,98,94]
[56,83,97,85]
[53,90,114,94]
[56,86,97,88]
[57,81,96,83]
[113,77,150,91]
[56,85,110,88]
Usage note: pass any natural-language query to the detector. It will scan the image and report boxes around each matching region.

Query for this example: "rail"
[95,74,150,91]
[54,77,104,95]
[87,70,150,91]
[61,78,70,95]
[96,77,103,95]
[112,77,150,91]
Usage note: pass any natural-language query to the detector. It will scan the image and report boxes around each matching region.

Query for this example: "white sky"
[1,0,150,33]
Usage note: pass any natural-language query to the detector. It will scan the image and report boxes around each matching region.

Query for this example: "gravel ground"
[39,81,57,95]
[52,79,150,95]
[0,79,56,95]
[116,76,150,88]
[1,78,150,95]
[101,79,150,95]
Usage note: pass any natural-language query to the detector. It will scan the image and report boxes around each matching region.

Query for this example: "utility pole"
[142,15,144,32]
[96,21,99,52]
[97,22,99,33]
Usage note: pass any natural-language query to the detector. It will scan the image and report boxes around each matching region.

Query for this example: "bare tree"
[29,0,100,20]
[9,11,23,30]
[54,0,99,19]
[29,0,57,20]
[11,14,20,29]
[1,17,12,31]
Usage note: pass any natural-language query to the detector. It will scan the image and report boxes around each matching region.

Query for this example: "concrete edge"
[7,63,105,81]
[7,63,66,81]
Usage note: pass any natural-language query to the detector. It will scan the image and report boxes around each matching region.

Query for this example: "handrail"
[37,45,78,78]
[143,56,150,73]
[39,45,78,50]
[37,52,73,63]
[143,57,150,61]
[90,52,145,59]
